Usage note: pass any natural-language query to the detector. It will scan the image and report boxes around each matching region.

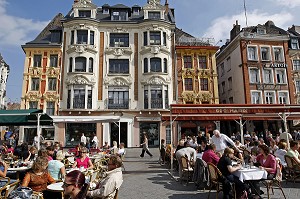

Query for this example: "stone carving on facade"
[68,24,95,30]
[73,0,96,8]
[151,46,161,54]
[182,92,197,102]
[24,92,42,101]
[144,0,163,9]
[110,27,129,33]
[65,75,96,86]
[199,93,212,102]
[28,68,43,77]
[103,76,132,88]
[105,47,133,56]
[43,92,59,101]
[67,44,97,54]
[140,46,170,55]
[46,68,60,77]
[141,75,170,85]
[181,68,196,77]
[198,69,211,78]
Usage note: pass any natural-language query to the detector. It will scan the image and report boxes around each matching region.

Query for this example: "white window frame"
[264,91,276,104]
[272,46,284,62]
[296,80,300,93]
[291,38,299,50]
[247,45,258,61]
[278,91,289,104]
[263,69,274,84]
[293,60,300,70]
[275,69,287,84]
[249,67,260,83]
[260,46,271,61]
[251,90,262,104]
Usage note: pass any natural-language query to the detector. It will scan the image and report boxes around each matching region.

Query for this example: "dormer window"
[148,11,161,19]
[132,8,140,15]
[112,11,127,21]
[103,8,109,14]
[257,28,266,35]
[78,10,91,18]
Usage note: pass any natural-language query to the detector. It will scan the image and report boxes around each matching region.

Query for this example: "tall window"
[31,78,40,91]
[228,77,232,90]
[163,58,167,73]
[265,91,275,104]
[200,78,208,91]
[198,56,207,69]
[144,58,148,73]
[261,47,270,61]
[163,32,166,46]
[150,89,162,109]
[251,91,261,104]
[69,57,73,72]
[276,69,286,84]
[273,47,283,62]
[221,82,225,93]
[296,80,300,92]
[220,63,225,76]
[247,46,257,60]
[33,55,42,67]
[48,78,57,91]
[183,56,192,68]
[68,86,92,109]
[90,31,94,45]
[77,30,88,44]
[89,58,93,73]
[46,102,55,115]
[149,32,161,45]
[293,60,300,70]
[184,78,193,91]
[75,57,86,72]
[148,11,161,19]
[291,38,299,49]
[50,55,58,67]
[110,33,129,47]
[249,68,260,83]
[150,58,161,72]
[108,88,129,109]
[73,88,85,109]
[263,69,273,84]
[29,101,38,109]
[278,92,288,104]
[143,32,148,46]
[71,31,74,45]
[109,59,129,74]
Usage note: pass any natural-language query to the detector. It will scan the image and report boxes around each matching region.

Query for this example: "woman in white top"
[92,134,99,149]
[274,141,287,167]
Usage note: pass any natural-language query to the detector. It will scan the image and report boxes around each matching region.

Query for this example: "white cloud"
[272,0,300,8]
[203,10,293,43]
[0,0,49,47]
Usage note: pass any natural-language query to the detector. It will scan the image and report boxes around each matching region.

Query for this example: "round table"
[8,166,30,179]
[47,182,64,192]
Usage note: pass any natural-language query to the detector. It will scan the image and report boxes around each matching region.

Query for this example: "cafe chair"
[262,159,286,199]
[31,191,44,199]
[284,155,300,183]
[207,162,236,199]
[4,180,20,198]
[242,149,251,164]
[180,155,194,185]
[113,188,119,199]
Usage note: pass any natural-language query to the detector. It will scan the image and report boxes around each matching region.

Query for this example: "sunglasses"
[62,182,74,187]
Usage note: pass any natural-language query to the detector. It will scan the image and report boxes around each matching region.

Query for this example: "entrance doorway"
[110,122,128,147]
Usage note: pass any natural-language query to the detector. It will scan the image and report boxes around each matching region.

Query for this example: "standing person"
[87,156,123,199]
[160,139,166,165]
[34,134,44,148]
[175,145,197,179]
[86,136,91,151]
[63,170,89,199]
[211,129,237,155]
[140,132,153,158]
[80,133,87,147]
[92,133,99,149]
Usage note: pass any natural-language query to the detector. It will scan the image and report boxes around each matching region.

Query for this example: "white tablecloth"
[233,167,268,182]
[47,182,64,192]
[7,166,30,171]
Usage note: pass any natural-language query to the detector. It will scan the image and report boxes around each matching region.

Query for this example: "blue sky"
[1,0,300,102]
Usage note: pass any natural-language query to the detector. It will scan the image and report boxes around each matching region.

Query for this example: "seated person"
[0,160,8,187]
[48,150,66,180]
[217,148,247,199]
[24,146,37,162]
[110,141,118,155]
[6,144,14,154]
[197,140,208,153]
[117,142,125,156]
[202,143,220,165]
[63,170,89,199]
[87,156,123,199]
[72,147,94,169]
[22,157,55,193]
[286,140,300,164]
[38,148,52,161]
[46,146,54,161]
[103,141,110,150]
[274,141,287,167]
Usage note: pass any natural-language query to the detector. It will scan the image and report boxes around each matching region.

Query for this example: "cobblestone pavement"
[119,148,300,199]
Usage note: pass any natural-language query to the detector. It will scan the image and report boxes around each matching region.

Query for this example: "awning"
[0,109,53,126]
[51,116,120,123]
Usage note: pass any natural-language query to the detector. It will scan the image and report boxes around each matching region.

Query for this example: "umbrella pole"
[37,113,41,150]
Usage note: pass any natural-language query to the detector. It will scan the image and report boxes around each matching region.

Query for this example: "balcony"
[67,98,92,109]
[144,98,163,109]
[107,99,129,109]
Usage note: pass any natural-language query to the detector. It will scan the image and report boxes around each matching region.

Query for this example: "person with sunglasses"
[63,170,89,199]
[72,147,94,170]
[86,156,123,199]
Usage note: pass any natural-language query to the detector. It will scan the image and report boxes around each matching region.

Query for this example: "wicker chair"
[284,155,300,183]
[179,155,194,185]
[207,162,236,199]
[4,180,20,198]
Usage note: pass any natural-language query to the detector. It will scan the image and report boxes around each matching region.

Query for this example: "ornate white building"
[0,54,9,110]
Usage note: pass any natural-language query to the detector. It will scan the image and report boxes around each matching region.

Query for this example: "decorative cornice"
[181,92,197,102]
[140,46,170,55]
[28,67,43,77]
[141,75,171,85]
[69,24,96,30]
[103,76,132,88]
[67,44,97,54]
[109,27,129,33]
[65,75,96,86]
[42,92,60,101]
[105,47,133,56]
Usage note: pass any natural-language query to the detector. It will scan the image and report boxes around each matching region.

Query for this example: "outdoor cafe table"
[233,166,268,182]
[47,182,64,192]
[7,166,30,179]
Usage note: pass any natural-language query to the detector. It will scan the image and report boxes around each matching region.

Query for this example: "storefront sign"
[264,63,287,68]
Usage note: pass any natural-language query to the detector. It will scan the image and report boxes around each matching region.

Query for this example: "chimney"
[230,20,240,41]
[74,0,79,3]
[165,0,169,13]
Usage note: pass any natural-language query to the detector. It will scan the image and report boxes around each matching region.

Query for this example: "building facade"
[216,20,294,134]
[20,14,64,143]
[0,54,9,110]
[173,28,219,139]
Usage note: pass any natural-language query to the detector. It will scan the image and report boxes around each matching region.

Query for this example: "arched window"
[89,58,93,73]
[144,58,148,73]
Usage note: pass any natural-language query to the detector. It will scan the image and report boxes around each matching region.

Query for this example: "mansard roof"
[175,27,211,46]
[242,20,288,35]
